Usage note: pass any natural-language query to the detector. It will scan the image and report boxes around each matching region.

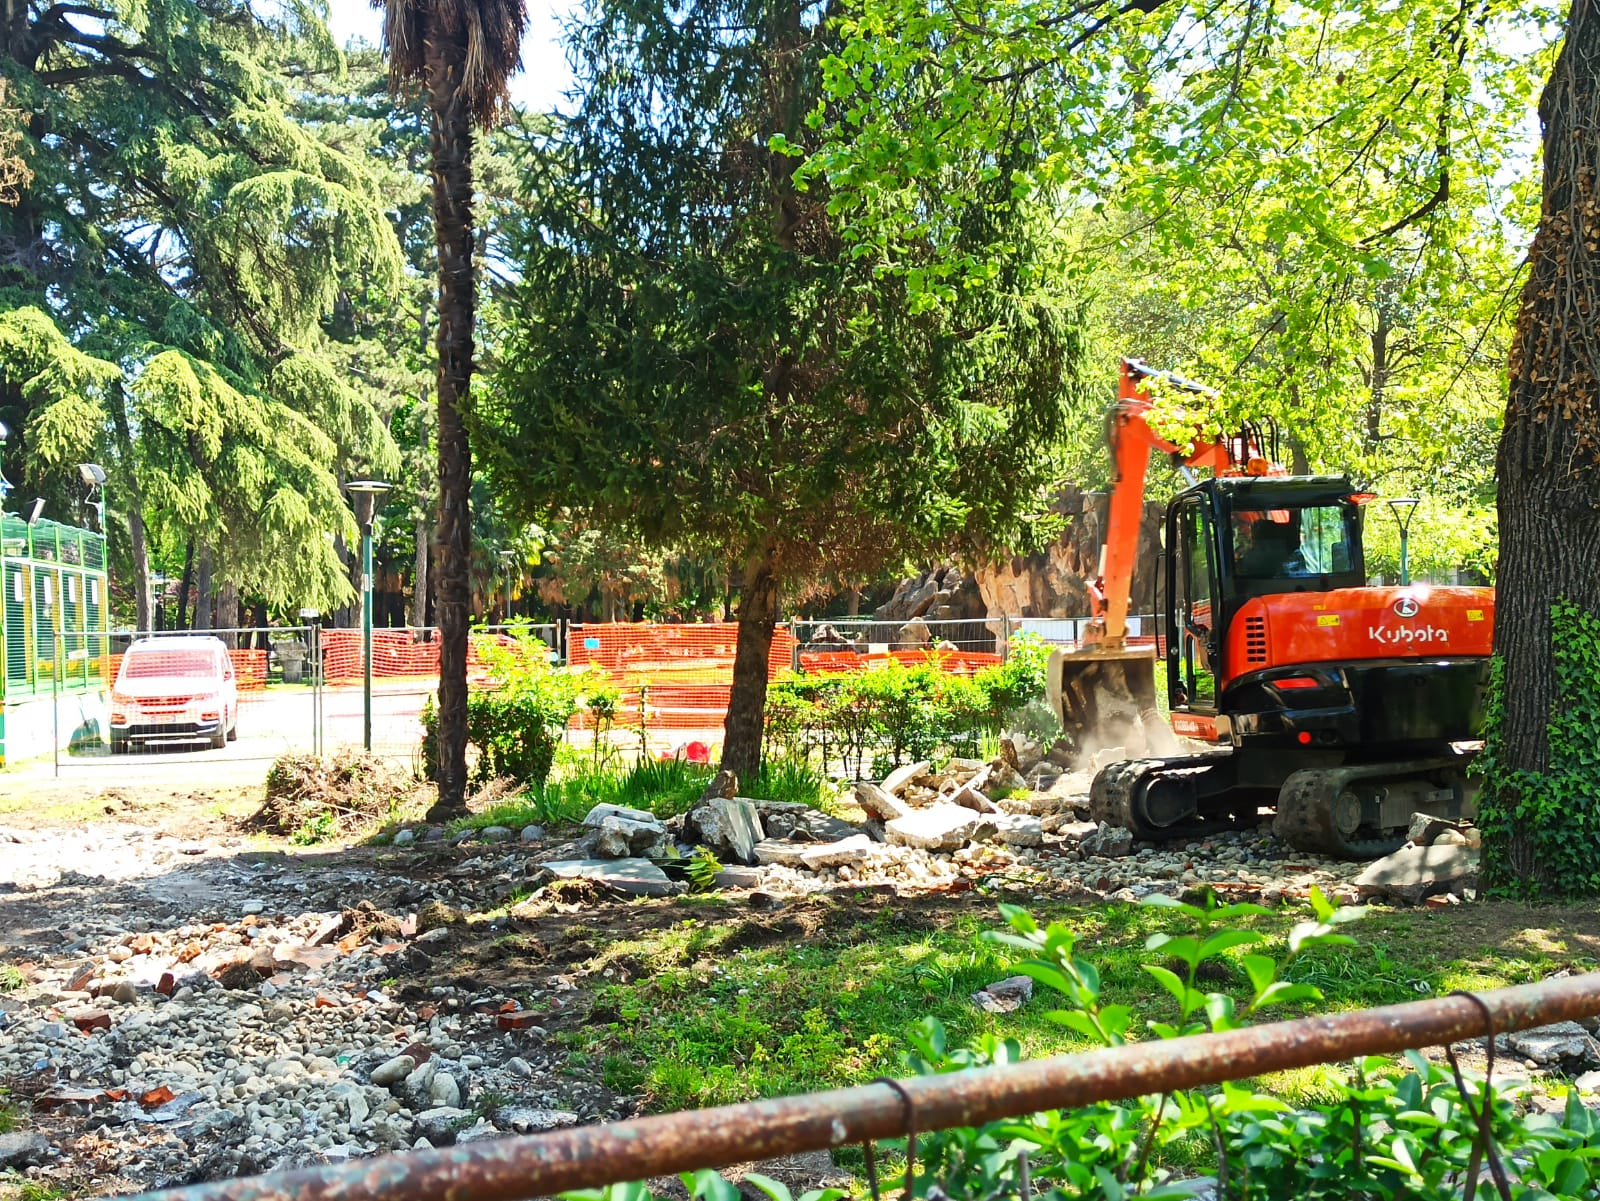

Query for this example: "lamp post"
[346,480,392,753]
[1386,497,1420,586]
[498,549,514,626]
[0,419,11,510]
[150,574,167,632]
[77,463,106,533]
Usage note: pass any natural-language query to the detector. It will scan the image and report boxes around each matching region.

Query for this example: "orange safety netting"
[320,628,522,685]
[797,648,1002,675]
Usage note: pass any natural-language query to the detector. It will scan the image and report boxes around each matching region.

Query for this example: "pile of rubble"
[537,736,1379,903]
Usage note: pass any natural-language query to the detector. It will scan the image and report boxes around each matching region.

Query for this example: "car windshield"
[1230,504,1353,578]
[121,649,219,679]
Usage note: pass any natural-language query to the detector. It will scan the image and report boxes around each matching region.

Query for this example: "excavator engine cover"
[1048,646,1181,761]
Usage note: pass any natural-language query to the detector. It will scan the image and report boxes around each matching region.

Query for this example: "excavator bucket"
[1048,645,1180,762]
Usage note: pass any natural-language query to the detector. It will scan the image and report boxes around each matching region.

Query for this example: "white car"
[110,636,239,753]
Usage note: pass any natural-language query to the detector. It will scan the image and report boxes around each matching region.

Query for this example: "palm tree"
[372,0,527,819]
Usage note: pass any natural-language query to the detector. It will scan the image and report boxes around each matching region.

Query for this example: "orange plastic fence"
[797,649,1002,675]
[320,628,523,685]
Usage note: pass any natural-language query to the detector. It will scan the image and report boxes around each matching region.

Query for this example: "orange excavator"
[1047,359,1493,857]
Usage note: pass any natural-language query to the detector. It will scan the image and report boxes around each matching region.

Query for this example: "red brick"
[156,972,177,996]
[72,1009,112,1033]
[497,1011,542,1031]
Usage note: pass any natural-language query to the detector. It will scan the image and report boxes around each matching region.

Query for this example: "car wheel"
[210,725,227,750]
[226,713,238,742]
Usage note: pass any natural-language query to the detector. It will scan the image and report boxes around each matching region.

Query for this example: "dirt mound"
[252,750,416,837]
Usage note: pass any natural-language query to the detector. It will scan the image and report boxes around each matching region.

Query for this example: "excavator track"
[1089,752,1237,840]
[1088,752,1475,859]
[1272,757,1474,859]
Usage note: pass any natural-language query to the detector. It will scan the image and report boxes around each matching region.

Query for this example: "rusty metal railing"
[132,972,1600,1201]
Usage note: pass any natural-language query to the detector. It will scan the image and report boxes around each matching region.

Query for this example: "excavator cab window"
[1229,504,1354,581]
[1173,497,1218,712]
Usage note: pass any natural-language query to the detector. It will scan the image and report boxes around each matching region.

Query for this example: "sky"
[325,3,578,113]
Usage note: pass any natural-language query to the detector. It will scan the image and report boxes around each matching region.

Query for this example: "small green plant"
[0,965,24,992]
[565,1170,845,1201]
[683,847,722,893]
[290,809,338,845]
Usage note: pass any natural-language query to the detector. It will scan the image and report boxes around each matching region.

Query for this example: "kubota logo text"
[1368,624,1448,645]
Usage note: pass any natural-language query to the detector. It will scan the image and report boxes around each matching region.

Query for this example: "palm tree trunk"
[425,27,477,818]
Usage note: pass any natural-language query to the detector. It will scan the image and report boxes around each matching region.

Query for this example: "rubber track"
[1089,752,1233,841]
[1273,767,1406,860]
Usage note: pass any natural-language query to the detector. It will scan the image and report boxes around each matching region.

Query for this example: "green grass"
[0,966,23,992]
[0,1090,20,1135]
[566,896,1600,1114]
[0,1177,69,1201]
[447,754,837,834]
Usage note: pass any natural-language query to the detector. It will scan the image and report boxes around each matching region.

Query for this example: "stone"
[684,797,764,865]
[1080,824,1135,858]
[711,866,765,889]
[991,814,1044,848]
[504,1056,535,1079]
[404,1060,439,1109]
[520,825,545,843]
[881,761,930,797]
[951,783,1001,814]
[854,782,910,822]
[370,1054,416,1087]
[392,829,417,847]
[70,1008,111,1033]
[971,975,1034,1014]
[414,1106,472,1146]
[456,1120,504,1144]
[1506,1022,1600,1071]
[1465,827,1482,848]
[583,802,659,828]
[111,980,137,1004]
[542,858,684,898]
[0,1131,50,1169]
[797,813,868,843]
[1575,1070,1600,1093]
[498,1011,543,1031]
[430,1071,462,1109]
[799,835,877,871]
[1045,817,1100,841]
[1004,733,1045,775]
[594,813,672,859]
[1353,845,1478,906]
[1406,811,1470,847]
[492,1106,580,1134]
[479,826,514,842]
[1432,829,1469,847]
[885,805,994,852]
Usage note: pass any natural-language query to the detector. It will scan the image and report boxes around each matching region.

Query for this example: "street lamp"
[77,463,106,533]
[498,549,514,625]
[1386,497,1420,585]
[0,419,11,509]
[345,480,393,753]
[150,574,167,632]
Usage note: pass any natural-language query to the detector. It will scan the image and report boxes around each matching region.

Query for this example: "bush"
[420,624,618,789]
[764,633,1058,777]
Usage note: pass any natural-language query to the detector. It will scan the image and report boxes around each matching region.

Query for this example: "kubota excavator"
[1047,359,1494,858]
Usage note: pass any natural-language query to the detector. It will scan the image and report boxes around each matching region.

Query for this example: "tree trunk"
[193,544,213,631]
[1366,311,1390,455]
[177,538,193,630]
[1484,0,1600,895]
[412,514,431,629]
[720,554,779,780]
[426,28,477,818]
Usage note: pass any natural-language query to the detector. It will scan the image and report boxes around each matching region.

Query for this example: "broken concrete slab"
[1353,844,1478,905]
[1080,824,1134,858]
[971,974,1033,1014]
[593,814,673,859]
[583,803,658,828]
[1043,816,1099,841]
[855,782,910,821]
[990,813,1043,848]
[951,782,1000,814]
[753,840,810,868]
[885,805,995,852]
[799,834,876,871]
[1406,811,1470,847]
[1506,1022,1600,1071]
[881,761,930,797]
[541,859,684,898]
[685,797,764,865]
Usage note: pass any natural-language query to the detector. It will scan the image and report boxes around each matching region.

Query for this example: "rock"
[416,900,464,933]
[0,1131,50,1169]
[711,866,764,889]
[987,762,1026,794]
[1432,829,1469,847]
[1406,811,1470,847]
[854,782,910,821]
[491,1106,580,1134]
[684,797,764,865]
[593,813,672,859]
[403,1060,439,1109]
[951,783,1000,814]
[1081,824,1134,858]
[504,1056,535,1079]
[885,806,995,852]
[1044,816,1100,841]
[392,828,417,847]
[971,975,1034,1014]
[430,1071,462,1109]
[798,813,868,843]
[542,858,684,898]
[70,1008,112,1032]
[479,826,514,842]
[1353,845,1478,905]
[414,1106,472,1146]
[1465,827,1482,848]
[520,825,545,843]
[456,1119,504,1144]
[991,814,1043,848]
[881,761,930,797]
[699,768,739,802]
[1575,1069,1600,1093]
[799,835,877,871]
[111,980,137,1004]
[583,802,659,828]
[370,1054,416,1087]
[895,617,931,649]
[1004,733,1045,775]
[1506,1022,1600,1071]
